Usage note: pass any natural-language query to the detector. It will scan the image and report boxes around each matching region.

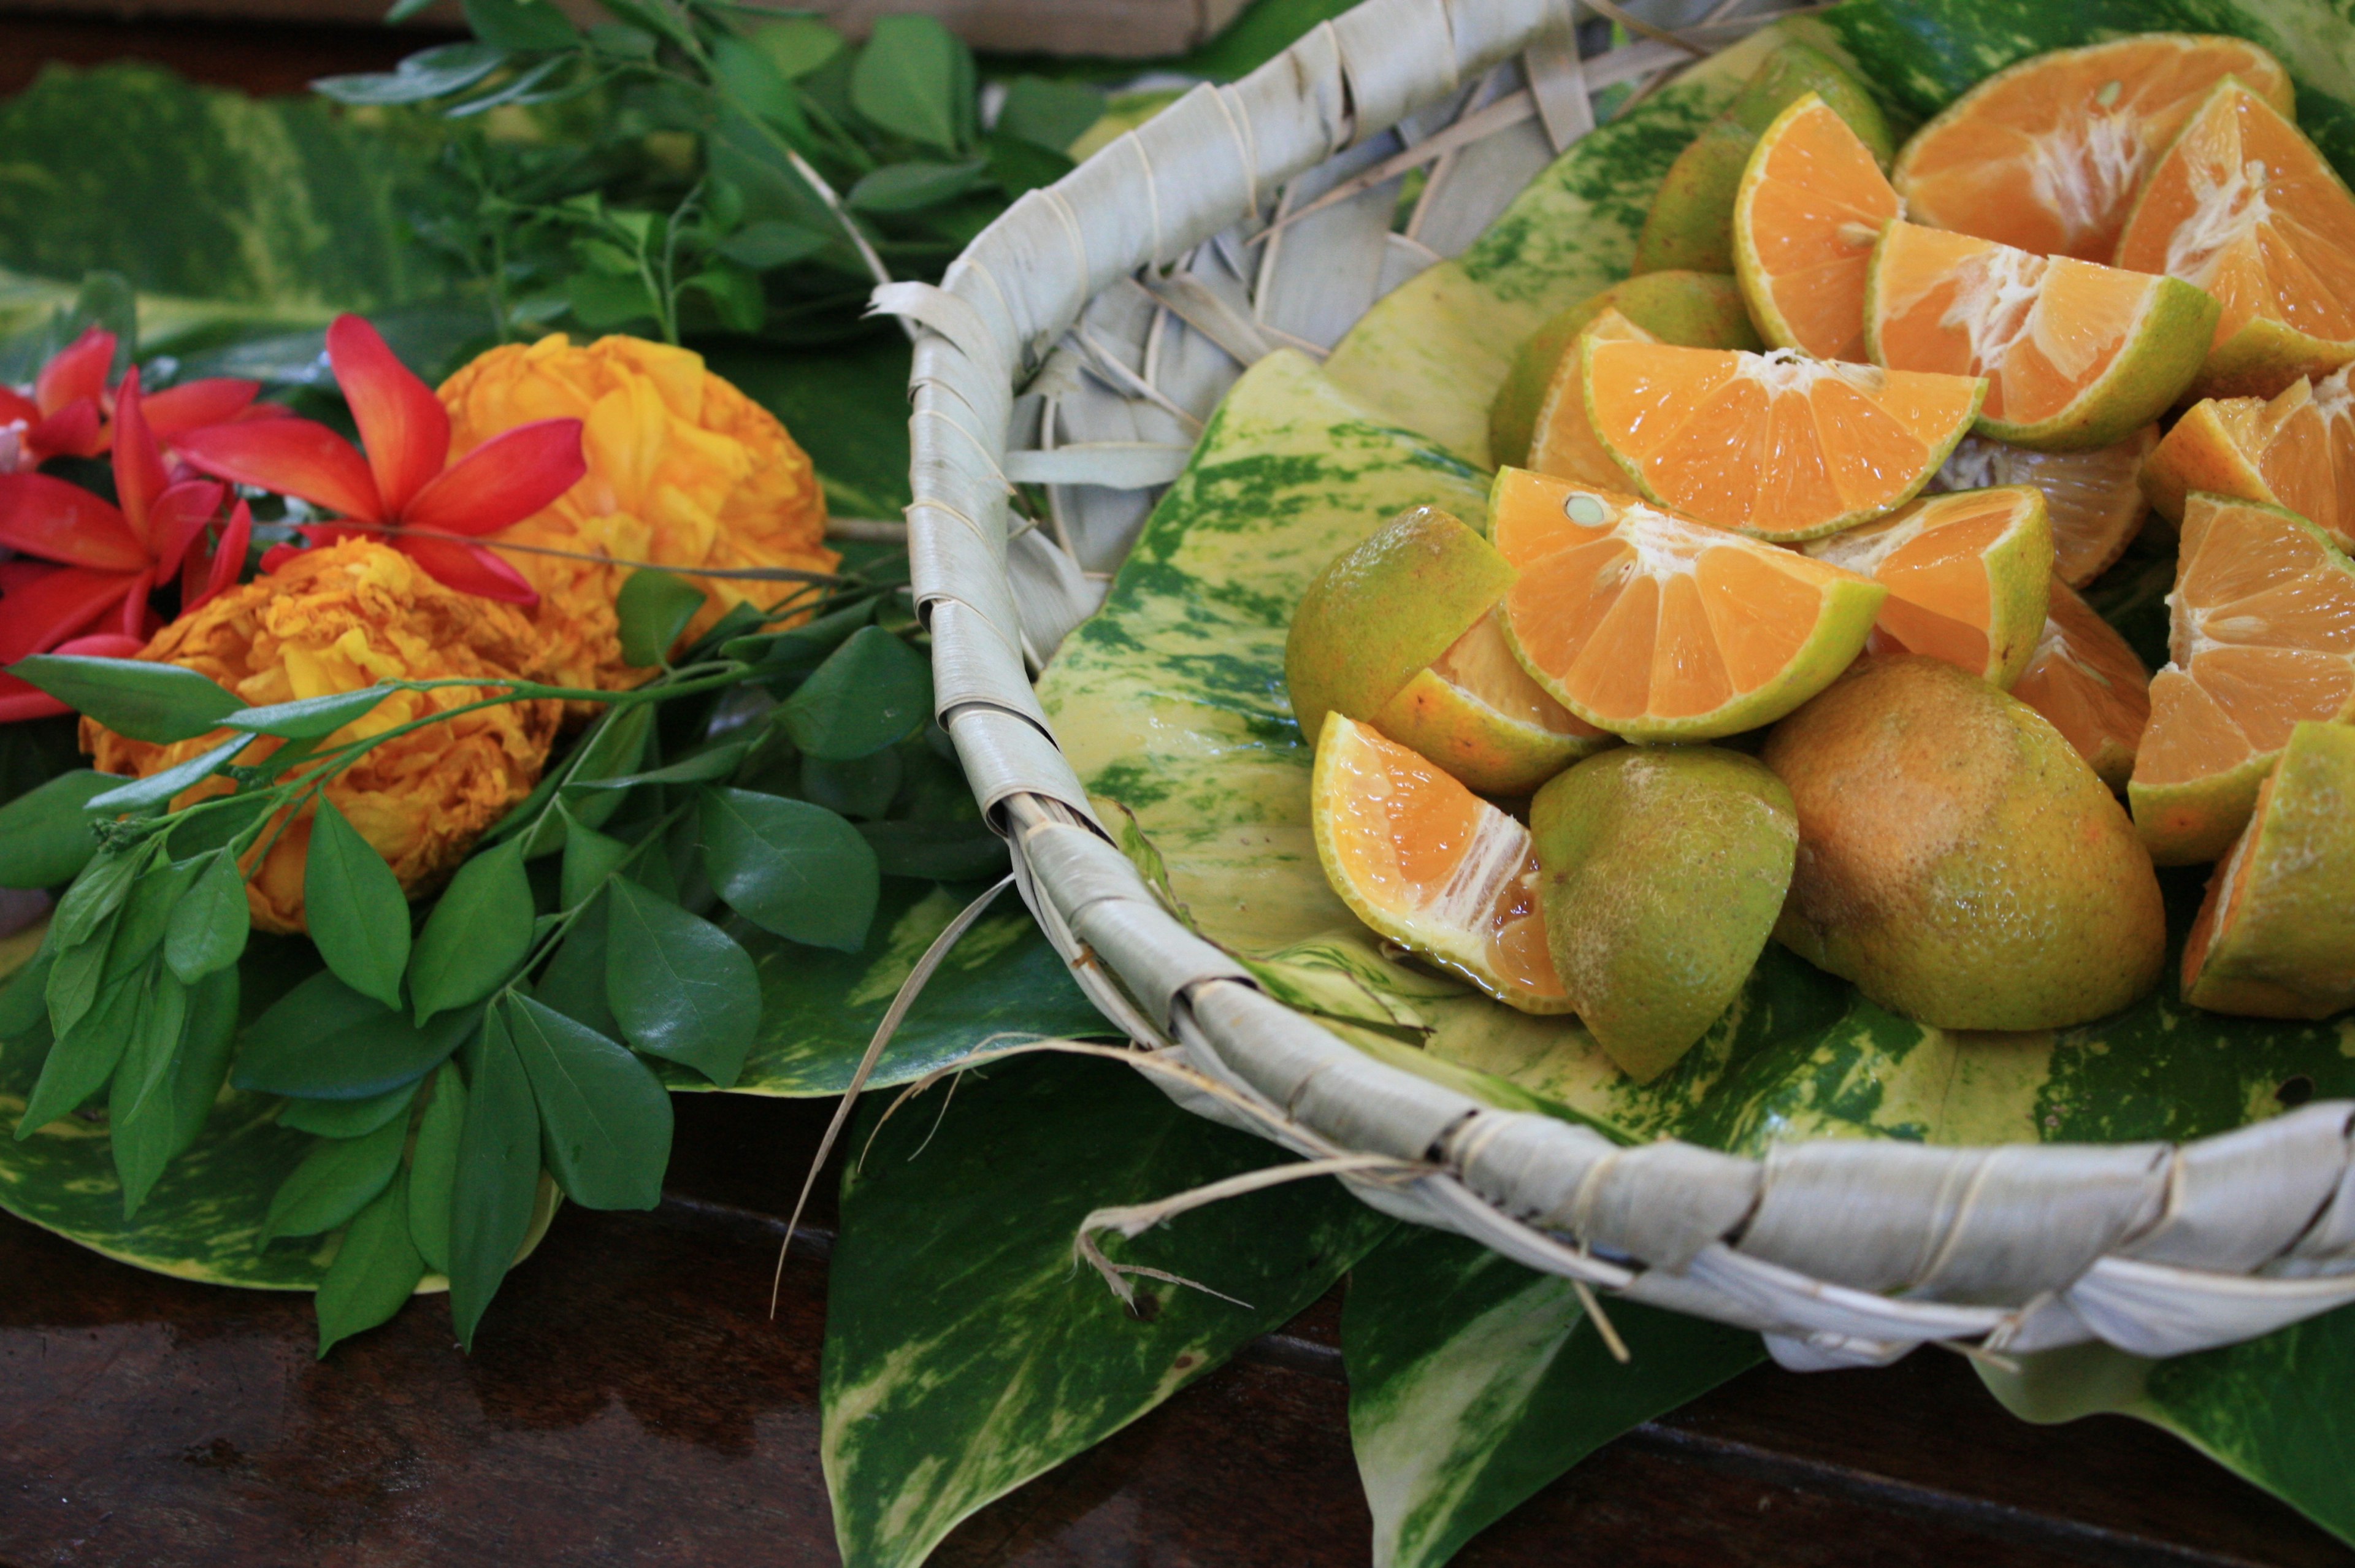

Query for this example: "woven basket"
[887,0,2355,1372]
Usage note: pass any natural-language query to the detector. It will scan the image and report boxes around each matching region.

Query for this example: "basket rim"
[890,0,2355,1369]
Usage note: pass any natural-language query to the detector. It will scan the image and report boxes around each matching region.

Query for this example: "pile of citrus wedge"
[1290,33,2355,1084]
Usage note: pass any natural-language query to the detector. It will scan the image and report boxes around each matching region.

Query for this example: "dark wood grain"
[0,14,460,96]
[0,1091,2343,1568]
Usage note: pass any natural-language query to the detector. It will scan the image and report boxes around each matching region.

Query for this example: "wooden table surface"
[2,13,2352,1566]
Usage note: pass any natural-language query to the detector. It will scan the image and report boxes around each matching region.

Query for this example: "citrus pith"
[1934,427,2154,586]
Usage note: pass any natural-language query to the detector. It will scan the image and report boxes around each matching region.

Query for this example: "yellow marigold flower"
[438,334,839,692]
[85,540,561,935]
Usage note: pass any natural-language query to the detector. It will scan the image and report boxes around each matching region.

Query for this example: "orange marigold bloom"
[85,540,561,934]
[437,335,838,692]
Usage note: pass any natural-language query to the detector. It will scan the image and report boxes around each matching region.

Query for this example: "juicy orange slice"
[1893,34,2292,262]
[1527,308,1658,491]
[1373,608,1611,796]
[1867,220,2216,451]
[2140,364,2355,552]
[1488,468,1886,741]
[1935,427,2154,587]
[2012,577,2153,790]
[2114,79,2355,399]
[1733,92,1900,361]
[2129,493,2355,863]
[1802,485,2054,688]
[1310,711,1568,1013]
[1581,340,1983,541]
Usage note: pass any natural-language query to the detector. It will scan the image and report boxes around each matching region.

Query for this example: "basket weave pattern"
[887,0,2355,1371]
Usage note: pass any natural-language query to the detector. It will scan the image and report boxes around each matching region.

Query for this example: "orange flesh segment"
[1316,716,1565,1004]
[1872,221,2154,426]
[2012,577,2151,782]
[1935,429,2154,586]
[1491,470,1867,725]
[1585,342,1982,538]
[1427,611,1602,738]
[2180,367,2355,551]
[1896,34,2292,261]
[2134,499,2355,789]
[1530,309,1659,489]
[2114,82,2355,352]
[1745,97,1900,360]
[2183,761,2276,987]
[1807,489,2031,676]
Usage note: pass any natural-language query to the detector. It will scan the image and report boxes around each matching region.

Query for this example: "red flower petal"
[257,541,305,575]
[142,378,262,435]
[0,674,71,724]
[0,473,147,571]
[402,418,584,537]
[0,386,38,428]
[328,315,451,519]
[0,564,146,663]
[397,534,539,605]
[191,499,254,612]
[148,480,226,580]
[115,570,153,638]
[36,326,113,418]
[55,632,149,659]
[26,400,104,462]
[110,368,170,549]
[174,418,384,522]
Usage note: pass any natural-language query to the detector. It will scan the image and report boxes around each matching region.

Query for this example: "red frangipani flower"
[0,367,251,722]
[174,316,586,606]
[0,324,265,473]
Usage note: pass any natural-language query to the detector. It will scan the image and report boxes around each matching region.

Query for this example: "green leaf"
[164,850,250,984]
[315,1166,426,1357]
[684,264,766,334]
[313,41,508,106]
[0,771,113,888]
[1343,1226,1761,1568]
[448,1003,543,1348]
[97,850,196,992]
[730,594,876,669]
[780,625,931,760]
[823,1051,1395,1567]
[615,568,707,668]
[847,160,987,213]
[17,969,141,1136]
[565,738,748,792]
[462,0,580,52]
[540,700,651,844]
[108,962,239,1217]
[747,15,843,80]
[709,33,811,141]
[234,971,474,1100]
[716,220,832,270]
[304,795,411,1011]
[50,843,140,953]
[0,946,53,1039]
[983,134,1073,199]
[567,269,659,331]
[996,76,1105,153]
[408,1059,465,1274]
[220,686,397,740]
[857,819,1009,882]
[7,655,245,744]
[278,1078,418,1138]
[164,791,275,860]
[535,914,619,1040]
[504,993,671,1210]
[107,965,190,1130]
[85,734,250,816]
[603,878,759,1088]
[699,786,878,951]
[261,1108,408,1241]
[408,836,532,1023]
[560,815,632,911]
[848,13,969,151]
[800,749,901,819]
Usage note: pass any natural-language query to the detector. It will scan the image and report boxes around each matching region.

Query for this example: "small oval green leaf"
[448,1006,543,1348]
[408,1060,465,1275]
[603,878,759,1088]
[7,655,245,743]
[315,1168,427,1358]
[278,1078,419,1139]
[261,1105,409,1241]
[164,850,251,984]
[221,686,398,740]
[502,993,671,1210]
[0,771,113,888]
[699,786,879,951]
[616,568,707,669]
[304,796,411,1011]
[780,625,931,760]
[408,836,533,1024]
[84,733,249,815]
[233,971,475,1100]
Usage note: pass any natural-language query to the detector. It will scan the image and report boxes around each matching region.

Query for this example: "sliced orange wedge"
[2140,364,2355,552]
[1893,34,2292,262]
[2114,78,2355,399]
[2011,577,2153,790]
[1527,307,1658,490]
[1374,607,1612,796]
[1311,712,1569,1014]
[1488,468,1886,741]
[2129,493,2355,863]
[1867,220,2217,451]
[1733,92,1900,361]
[1936,427,2155,587]
[1801,485,2054,688]
[1581,340,1983,541]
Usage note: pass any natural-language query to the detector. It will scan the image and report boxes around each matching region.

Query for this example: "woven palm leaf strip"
[885,0,2355,1371]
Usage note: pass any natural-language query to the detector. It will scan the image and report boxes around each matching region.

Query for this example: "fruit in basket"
[1732,92,1900,361]
[1487,470,1885,741]
[1934,429,2156,587]
[1581,340,1983,540]
[2113,79,2355,399]
[1523,308,1656,488]
[1632,42,1892,278]
[1801,486,2054,689]
[1763,655,2165,1030]
[2140,364,2355,550]
[1284,505,1606,795]
[2182,721,2355,1018]
[2129,493,2355,863]
[1310,713,1569,1013]
[1865,220,2218,451]
[1891,34,2292,262]
[2010,578,2152,790]
[1530,747,1797,1082]
[1488,273,1759,471]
